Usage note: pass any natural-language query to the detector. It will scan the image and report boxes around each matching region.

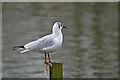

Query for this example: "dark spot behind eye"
[57,22,61,28]
[58,25,60,28]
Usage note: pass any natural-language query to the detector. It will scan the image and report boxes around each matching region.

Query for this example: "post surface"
[44,63,50,78]
[44,63,63,79]
[52,63,63,78]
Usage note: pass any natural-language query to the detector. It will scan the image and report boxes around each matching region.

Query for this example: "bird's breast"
[54,34,63,48]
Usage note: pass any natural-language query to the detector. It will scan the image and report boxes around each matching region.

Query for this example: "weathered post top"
[44,62,63,80]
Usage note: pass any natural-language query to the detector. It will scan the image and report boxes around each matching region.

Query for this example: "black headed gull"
[13,22,66,63]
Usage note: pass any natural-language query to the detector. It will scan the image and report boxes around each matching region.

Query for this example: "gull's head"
[52,22,66,34]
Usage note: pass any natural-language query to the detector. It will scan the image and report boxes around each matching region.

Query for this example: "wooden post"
[44,63,63,80]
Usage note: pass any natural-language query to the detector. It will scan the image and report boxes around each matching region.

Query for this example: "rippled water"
[2,2,118,78]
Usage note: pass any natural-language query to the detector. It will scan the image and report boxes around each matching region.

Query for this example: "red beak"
[63,26,66,28]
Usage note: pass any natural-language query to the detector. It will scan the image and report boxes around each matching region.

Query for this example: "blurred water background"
[2,2,118,78]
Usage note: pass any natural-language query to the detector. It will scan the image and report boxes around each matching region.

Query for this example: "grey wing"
[24,37,54,51]
[38,37,54,49]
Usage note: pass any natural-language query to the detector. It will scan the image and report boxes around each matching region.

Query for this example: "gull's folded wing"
[24,36,54,51]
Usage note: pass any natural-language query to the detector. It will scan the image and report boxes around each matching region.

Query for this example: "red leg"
[44,53,47,63]
[48,53,51,63]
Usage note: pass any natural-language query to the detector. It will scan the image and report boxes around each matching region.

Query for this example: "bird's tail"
[21,50,29,53]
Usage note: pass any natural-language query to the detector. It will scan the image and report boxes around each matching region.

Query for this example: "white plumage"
[13,22,66,63]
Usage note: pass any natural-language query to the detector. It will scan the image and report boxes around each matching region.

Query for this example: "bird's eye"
[61,24,62,26]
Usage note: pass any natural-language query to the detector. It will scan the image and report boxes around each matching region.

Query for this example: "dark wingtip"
[12,46,25,50]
